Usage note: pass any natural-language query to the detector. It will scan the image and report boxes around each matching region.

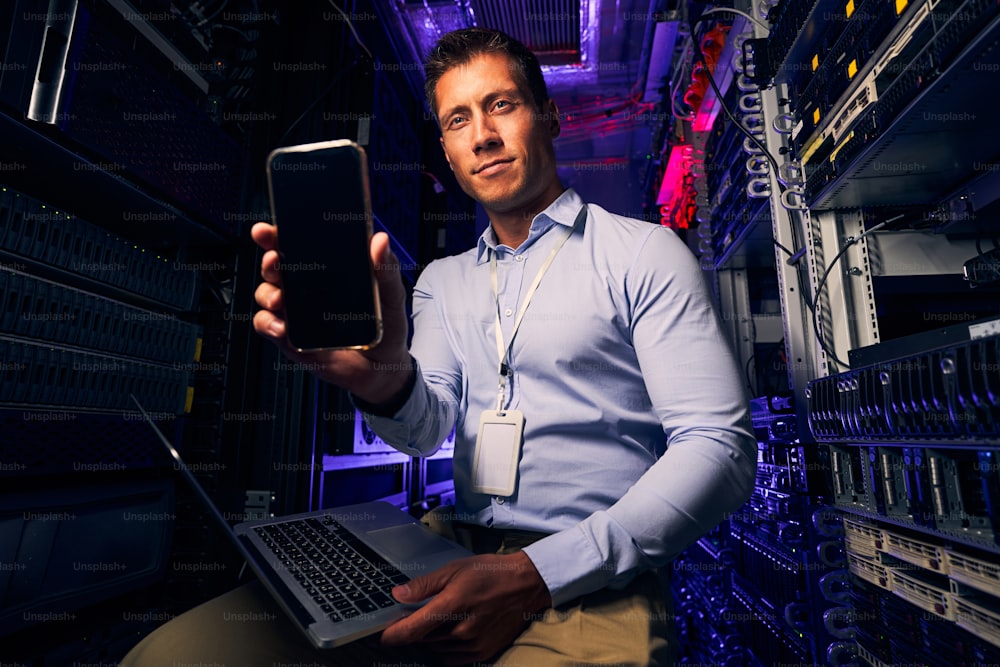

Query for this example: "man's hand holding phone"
[251,223,414,405]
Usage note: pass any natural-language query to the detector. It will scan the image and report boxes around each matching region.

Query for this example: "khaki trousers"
[121,511,675,667]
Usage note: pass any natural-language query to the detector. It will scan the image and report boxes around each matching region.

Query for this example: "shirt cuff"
[349,362,439,456]
[521,526,615,607]
[349,359,418,417]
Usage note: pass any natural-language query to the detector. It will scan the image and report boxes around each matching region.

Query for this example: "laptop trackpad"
[365,523,455,562]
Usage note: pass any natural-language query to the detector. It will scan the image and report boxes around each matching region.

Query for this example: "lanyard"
[489,205,586,411]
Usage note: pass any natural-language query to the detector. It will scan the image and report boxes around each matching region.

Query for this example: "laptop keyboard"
[254,516,411,623]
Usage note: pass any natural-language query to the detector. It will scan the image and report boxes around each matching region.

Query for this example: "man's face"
[434,53,560,215]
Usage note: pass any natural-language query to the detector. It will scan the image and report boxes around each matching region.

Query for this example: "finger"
[380,591,458,646]
[252,309,286,339]
[413,623,458,643]
[391,560,458,604]
[250,221,277,251]
[371,232,396,276]
[260,249,283,285]
[370,233,405,306]
[254,281,283,312]
[416,614,478,646]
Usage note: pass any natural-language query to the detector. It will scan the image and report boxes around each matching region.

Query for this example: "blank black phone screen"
[267,142,381,350]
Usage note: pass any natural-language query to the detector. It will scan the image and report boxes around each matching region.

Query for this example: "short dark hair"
[424,28,550,119]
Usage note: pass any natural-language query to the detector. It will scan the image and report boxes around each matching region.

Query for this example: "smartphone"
[266,139,382,351]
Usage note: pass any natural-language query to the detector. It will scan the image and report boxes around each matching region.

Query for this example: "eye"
[448,115,467,128]
[493,100,512,112]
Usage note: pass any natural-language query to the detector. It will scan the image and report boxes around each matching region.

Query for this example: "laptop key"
[356,598,378,614]
[370,592,394,607]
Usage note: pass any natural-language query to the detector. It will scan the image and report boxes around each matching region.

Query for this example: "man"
[123,27,755,667]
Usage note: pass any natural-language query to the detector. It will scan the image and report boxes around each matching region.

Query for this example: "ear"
[440,136,454,171]
[546,99,561,139]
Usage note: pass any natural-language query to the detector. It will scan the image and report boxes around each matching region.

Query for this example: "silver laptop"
[131,395,473,649]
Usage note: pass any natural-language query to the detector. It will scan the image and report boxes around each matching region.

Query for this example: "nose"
[471,112,501,154]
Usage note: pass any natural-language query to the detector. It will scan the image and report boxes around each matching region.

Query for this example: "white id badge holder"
[471,409,524,496]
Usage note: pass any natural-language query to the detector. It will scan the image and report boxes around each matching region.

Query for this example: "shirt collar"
[475,188,585,264]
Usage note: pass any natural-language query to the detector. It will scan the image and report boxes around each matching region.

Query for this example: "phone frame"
[265,139,383,352]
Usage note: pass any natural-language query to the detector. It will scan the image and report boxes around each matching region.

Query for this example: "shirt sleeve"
[522,225,758,606]
[352,262,460,456]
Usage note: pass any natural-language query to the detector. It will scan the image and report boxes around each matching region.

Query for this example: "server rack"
[0,0,259,659]
[0,0,474,662]
[665,0,1000,664]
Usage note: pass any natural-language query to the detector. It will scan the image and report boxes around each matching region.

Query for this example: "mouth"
[474,158,515,175]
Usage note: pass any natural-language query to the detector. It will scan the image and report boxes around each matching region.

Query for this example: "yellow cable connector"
[801,134,823,165]
[829,130,855,163]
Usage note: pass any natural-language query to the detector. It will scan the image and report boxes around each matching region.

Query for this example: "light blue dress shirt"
[360,188,757,606]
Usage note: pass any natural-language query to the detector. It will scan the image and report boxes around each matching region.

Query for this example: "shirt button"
[514,255,524,262]
[504,308,513,317]
[495,497,505,504]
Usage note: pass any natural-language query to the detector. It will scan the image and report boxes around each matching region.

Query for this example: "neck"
[488,183,566,249]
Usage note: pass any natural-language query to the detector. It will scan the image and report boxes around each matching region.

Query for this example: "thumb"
[370,231,399,280]
[370,231,406,306]
[392,567,450,603]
